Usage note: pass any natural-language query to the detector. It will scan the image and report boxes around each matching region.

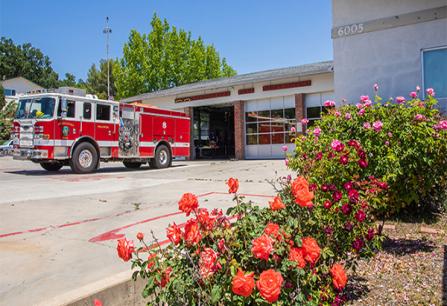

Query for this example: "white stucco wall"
[332,1,447,106]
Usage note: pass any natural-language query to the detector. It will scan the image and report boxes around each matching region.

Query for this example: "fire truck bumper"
[13,148,48,160]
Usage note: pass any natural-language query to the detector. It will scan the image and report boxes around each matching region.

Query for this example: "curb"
[36,271,146,306]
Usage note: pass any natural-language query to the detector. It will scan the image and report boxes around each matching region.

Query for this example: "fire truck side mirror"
[61,99,68,118]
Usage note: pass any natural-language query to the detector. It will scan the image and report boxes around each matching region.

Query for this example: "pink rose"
[301,118,309,125]
[363,122,371,129]
[426,88,435,96]
[360,95,369,102]
[410,91,417,99]
[416,85,421,92]
[313,127,321,137]
[396,96,406,104]
[358,109,365,116]
[372,120,383,132]
[281,145,288,152]
[290,126,296,132]
[335,111,341,117]
[435,120,447,130]
[414,114,426,121]
[363,100,372,107]
[324,100,336,107]
[284,159,289,166]
[356,103,363,109]
[345,112,352,120]
[331,139,344,152]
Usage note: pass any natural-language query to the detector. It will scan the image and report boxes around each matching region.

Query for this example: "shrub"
[119,154,387,305]
[290,87,447,216]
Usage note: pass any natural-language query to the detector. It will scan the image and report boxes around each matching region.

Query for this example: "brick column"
[184,107,195,160]
[294,93,305,133]
[233,101,245,160]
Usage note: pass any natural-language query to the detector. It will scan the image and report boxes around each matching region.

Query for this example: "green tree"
[0,37,60,88]
[83,59,117,100]
[114,14,237,99]
[0,84,17,140]
[58,73,77,87]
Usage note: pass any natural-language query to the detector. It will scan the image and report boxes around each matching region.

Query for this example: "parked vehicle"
[0,139,13,155]
[12,91,190,173]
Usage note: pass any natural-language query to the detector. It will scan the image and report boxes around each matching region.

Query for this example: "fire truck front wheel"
[70,142,99,174]
[151,144,171,169]
[40,162,63,172]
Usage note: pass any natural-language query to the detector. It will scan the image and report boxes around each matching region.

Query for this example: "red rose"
[218,238,226,252]
[183,219,202,246]
[330,263,348,290]
[197,208,216,230]
[199,247,220,279]
[147,253,157,270]
[167,222,182,245]
[256,269,283,303]
[251,234,273,261]
[178,193,199,216]
[264,222,280,237]
[291,177,314,207]
[227,177,239,193]
[288,247,306,268]
[93,299,102,306]
[160,267,172,288]
[117,237,134,262]
[269,196,285,210]
[232,269,255,297]
[136,232,144,241]
[301,237,320,265]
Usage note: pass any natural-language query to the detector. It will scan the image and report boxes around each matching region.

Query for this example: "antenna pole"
[103,17,112,99]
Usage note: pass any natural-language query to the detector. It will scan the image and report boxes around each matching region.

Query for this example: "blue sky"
[0,0,332,81]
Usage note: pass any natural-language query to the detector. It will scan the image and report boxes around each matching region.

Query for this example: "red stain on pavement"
[0,191,272,240]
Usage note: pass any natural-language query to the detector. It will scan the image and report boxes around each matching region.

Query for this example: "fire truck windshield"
[15,97,56,119]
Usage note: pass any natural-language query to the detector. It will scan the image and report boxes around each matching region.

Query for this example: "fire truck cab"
[12,93,190,174]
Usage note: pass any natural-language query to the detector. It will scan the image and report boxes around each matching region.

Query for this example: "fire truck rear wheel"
[151,144,171,169]
[70,142,98,174]
[40,162,63,172]
[123,161,142,169]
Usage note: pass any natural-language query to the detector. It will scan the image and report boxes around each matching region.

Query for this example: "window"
[96,104,111,121]
[3,89,16,96]
[245,106,296,145]
[57,100,76,118]
[305,92,333,127]
[423,47,447,99]
[83,103,92,119]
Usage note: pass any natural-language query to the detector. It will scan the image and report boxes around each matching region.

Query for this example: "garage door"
[244,96,296,159]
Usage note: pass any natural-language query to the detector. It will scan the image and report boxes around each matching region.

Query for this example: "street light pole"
[103,17,112,100]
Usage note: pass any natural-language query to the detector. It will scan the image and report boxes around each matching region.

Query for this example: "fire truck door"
[94,103,118,157]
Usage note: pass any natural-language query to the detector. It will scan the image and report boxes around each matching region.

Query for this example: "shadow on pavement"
[382,238,436,256]
[5,164,188,176]
[345,275,370,303]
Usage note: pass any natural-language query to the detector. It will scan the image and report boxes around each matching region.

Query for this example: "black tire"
[123,161,142,169]
[150,144,171,169]
[69,142,98,174]
[40,162,63,172]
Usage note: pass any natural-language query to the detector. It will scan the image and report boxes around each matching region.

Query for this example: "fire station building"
[121,61,334,160]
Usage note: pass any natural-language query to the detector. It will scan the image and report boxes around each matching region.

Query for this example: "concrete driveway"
[0,157,291,306]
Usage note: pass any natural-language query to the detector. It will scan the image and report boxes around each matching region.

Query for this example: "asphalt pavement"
[0,156,291,306]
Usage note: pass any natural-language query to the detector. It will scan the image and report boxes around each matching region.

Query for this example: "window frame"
[421,45,447,99]
[83,102,92,120]
[95,103,112,122]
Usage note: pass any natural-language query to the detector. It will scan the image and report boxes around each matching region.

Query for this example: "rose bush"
[290,87,447,216]
[119,149,386,305]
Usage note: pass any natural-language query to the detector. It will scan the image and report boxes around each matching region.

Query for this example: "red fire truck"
[12,93,190,173]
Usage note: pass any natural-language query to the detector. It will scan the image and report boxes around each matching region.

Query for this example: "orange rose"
[178,193,199,216]
[330,263,348,290]
[232,269,255,297]
[147,253,157,270]
[291,176,314,207]
[227,177,239,193]
[166,222,182,245]
[288,247,306,268]
[251,234,273,261]
[301,237,320,265]
[116,237,134,262]
[183,219,202,246]
[256,269,283,303]
[269,196,285,210]
[199,247,220,279]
